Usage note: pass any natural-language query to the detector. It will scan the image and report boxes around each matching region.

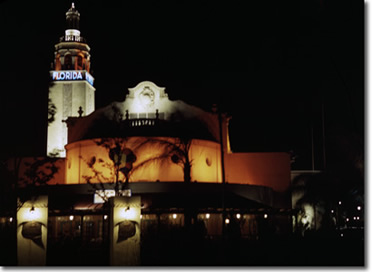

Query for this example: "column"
[109,196,141,266]
[17,196,48,266]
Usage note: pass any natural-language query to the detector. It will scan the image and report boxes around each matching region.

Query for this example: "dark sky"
[0,0,364,170]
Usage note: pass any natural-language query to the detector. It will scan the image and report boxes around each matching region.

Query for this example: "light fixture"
[69,215,74,221]
[346,218,349,222]
[9,217,13,223]
[172,214,177,219]
[338,201,342,205]
[331,210,334,214]
[225,218,230,224]
[264,214,268,219]
[104,215,108,220]
[26,205,41,221]
[205,213,210,219]
[140,214,143,219]
[236,213,241,219]
[357,206,361,211]
[119,206,136,220]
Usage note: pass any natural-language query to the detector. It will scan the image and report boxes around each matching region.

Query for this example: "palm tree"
[132,137,193,183]
[292,172,337,235]
[82,136,193,210]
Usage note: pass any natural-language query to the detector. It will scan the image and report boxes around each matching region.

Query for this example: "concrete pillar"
[109,196,141,266]
[17,196,48,266]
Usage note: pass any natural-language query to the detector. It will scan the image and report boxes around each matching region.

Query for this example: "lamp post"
[216,105,227,238]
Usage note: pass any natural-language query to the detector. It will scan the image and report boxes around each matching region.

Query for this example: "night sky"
[0,0,364,170]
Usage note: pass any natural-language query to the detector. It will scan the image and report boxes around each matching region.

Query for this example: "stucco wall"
[7,149,291,193]
[225,152,291,192]
[65,137,222,184]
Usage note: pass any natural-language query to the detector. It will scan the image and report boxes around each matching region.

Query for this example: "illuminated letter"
[60,72,65,80]
[77,72,83,80]
[53,72,57,80]
[66,72,71,80]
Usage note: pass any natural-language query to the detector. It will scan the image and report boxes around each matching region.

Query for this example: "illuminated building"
[3,3,293,265]
[47,3,95,157]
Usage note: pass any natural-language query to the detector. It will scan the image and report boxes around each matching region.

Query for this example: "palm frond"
[130,153,176,175]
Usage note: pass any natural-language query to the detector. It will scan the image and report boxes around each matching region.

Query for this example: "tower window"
[64,54,72,70]
[77,55,83,70]
[55,54,61,71]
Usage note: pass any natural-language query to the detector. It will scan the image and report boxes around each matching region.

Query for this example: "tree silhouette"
[82,137,137,200]
[82,136,194,205]
[132,137,193,183]
[17,156,60,209]
[47,97,57,125]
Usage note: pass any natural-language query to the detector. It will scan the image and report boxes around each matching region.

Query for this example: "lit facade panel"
[47,79,95,157]
[225,152,291,192]
[64,138,222,184]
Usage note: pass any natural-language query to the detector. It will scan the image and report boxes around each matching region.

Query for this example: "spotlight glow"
[119,207,136,220]
[24,207,42,221]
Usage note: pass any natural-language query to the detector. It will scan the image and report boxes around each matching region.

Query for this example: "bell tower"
[47,3,95,157]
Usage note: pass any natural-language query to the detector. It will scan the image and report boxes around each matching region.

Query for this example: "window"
[77,55,83,70]
[64,54,72,69]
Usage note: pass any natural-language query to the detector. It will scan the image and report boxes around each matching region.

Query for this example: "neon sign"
[51,70,94,86]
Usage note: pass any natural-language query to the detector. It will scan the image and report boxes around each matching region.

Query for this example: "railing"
[59,35,87,43]
[125,110,165,120]
[129,119,156,127]
[122,110,164,128]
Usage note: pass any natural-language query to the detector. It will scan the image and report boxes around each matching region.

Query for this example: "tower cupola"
[66,3,80,30]
[52,3,91,72]
[64,3,81,42]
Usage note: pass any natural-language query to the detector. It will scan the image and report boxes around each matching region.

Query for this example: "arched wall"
[65,137,222,184]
